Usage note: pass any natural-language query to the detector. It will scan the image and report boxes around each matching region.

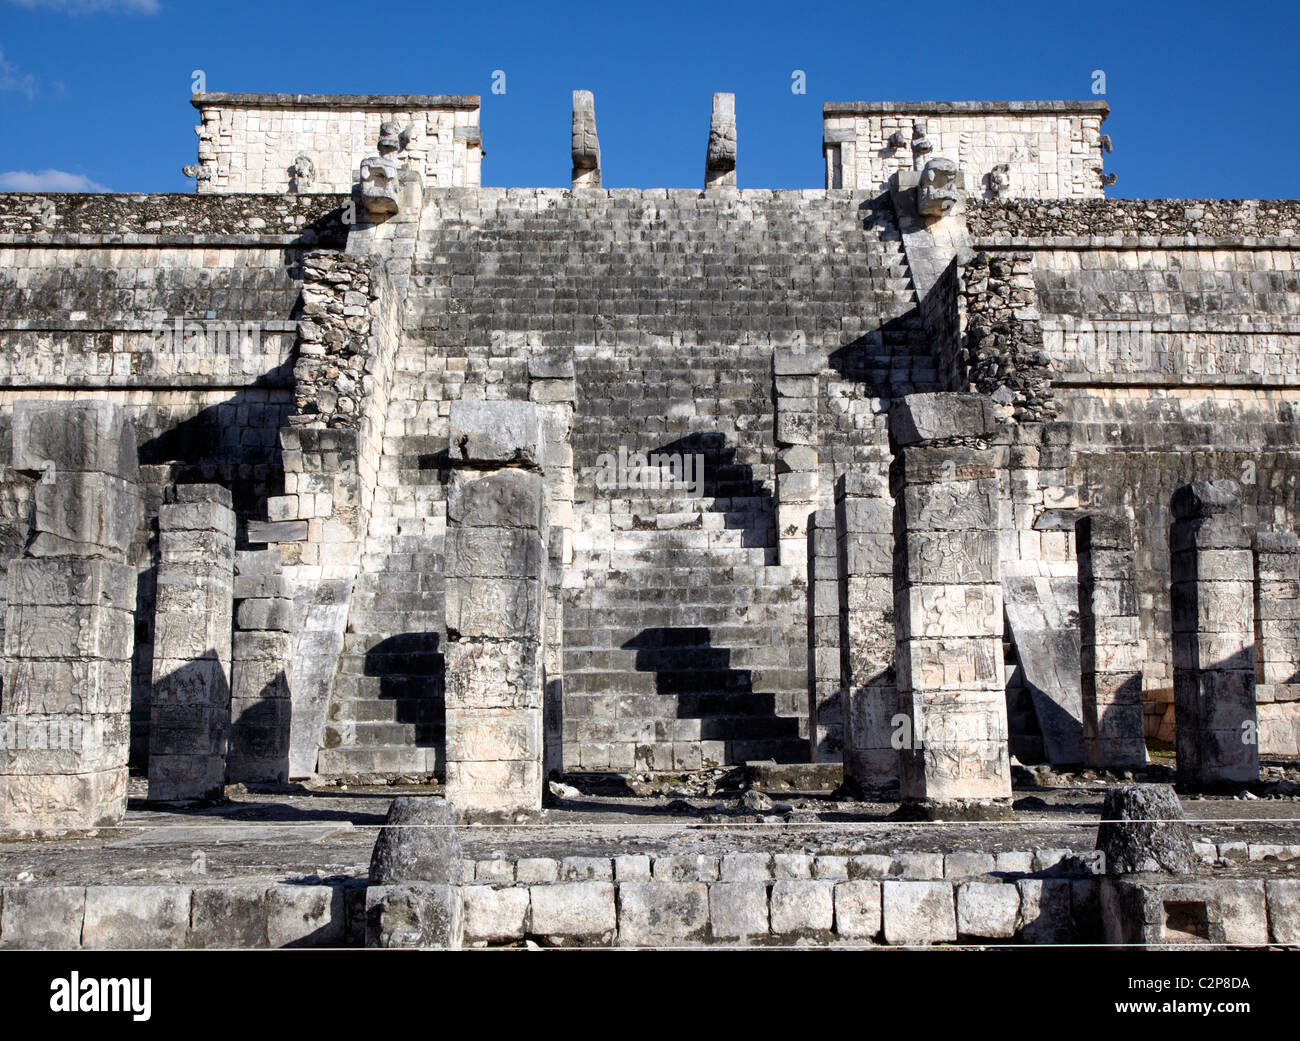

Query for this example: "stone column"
[808,508,841,762]
[1170,480,1259,787]
[227,548,294,783]
[704,92,736,189]
[0,400,139,830]
[774,349,821,570]
[147,484,236,802]
[836,473,898,790]
[1077,512,1146,770]
[890,393,1011,818]
[444,401,548,820]
[1253,530,1300,756]
[571,90,601,189]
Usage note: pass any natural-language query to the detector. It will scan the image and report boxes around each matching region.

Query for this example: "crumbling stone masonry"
[1170,481,1259,787]
[890,394,1011,817]
[147,484,236,802]
[0,400,140,829]
[1077,512,1146,770]
[443,401,549,819]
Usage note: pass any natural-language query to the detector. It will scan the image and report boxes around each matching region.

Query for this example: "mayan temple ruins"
[0,86,1298,953]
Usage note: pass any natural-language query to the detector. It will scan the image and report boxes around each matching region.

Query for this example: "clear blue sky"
[0,0,1297,199]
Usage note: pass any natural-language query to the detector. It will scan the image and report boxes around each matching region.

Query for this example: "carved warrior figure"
[571,90,601,189]
[989,163,1011,200]
[359,121,403,216]
[910,119,933,171]
[918,157,960,217]
[705,92,737,188]
[289,154,315,193]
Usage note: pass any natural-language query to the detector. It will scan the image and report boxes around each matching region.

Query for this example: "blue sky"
[0,0,1297,199]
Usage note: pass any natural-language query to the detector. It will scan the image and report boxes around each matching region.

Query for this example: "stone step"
[322,720,442,748]
[316,745,439,777]
[328,695,443,724]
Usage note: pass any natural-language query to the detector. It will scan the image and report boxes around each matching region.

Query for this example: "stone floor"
[1,766,1298,887]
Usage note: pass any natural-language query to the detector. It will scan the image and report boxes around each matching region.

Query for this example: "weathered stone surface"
[0,886,86,949]
[190,885,268,948]
[708,882,769,941]
[82,885,191,950]
[528,881,615,945]
[462,885,529,944]
[368,797,462,884]
[955,881,1020,939]
[449,400,545,467]
[364,883,462,949]
[889,392,997,447]
[833,880,882,940]
[618,881,709,946]
[571,90,601,189]
[266,884,345,948]
[1096,785,1195,874]
[1017,878,1075,943]
[769,879,835,939]
[882,880,957,945]
[704,92,736,189]
[1266,879,1300,945]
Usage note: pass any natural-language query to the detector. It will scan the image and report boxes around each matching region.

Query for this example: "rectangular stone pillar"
[890,394,1011,818]
[147,484,236,801]
[227,548,294,783]
[444,401,548,820]
[1253,530,1300,756]
[773,349,821,570]
[1170,480,1259,787]
[0,400,139,830]
[808,508,842,762]
[836,472,898,789]
[1077,513,1147,770]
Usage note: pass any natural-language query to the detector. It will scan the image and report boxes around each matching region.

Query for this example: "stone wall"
[823,101,1109,199]
[188,94,482,194]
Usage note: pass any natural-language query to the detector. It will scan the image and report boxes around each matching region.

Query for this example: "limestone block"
[12,399,137,477]
[719,852,772,882]
[1266,879,1300,945]
[6,558,136,611]
[1016,879,1074,943]
[445,527,544,579]
[528,881,615,946]
[448,400,545,467]
[833,880,882,940]
[462,885,529,944]
[708,882,770,941]
[889,393,997,447]
[29,472,139,557]
[882,881,957,945]
[447,468,547,531]
[1216,880,1268,947]
[769,880,835,939]
[82,885,191,950]
[188,885,269,948]
[618,881,709,946]
[955,881,1019,939]
[265,885,345,948]
[364,883,462,949]
[444,638,542,710]
[0,886,86,949]
[444,577,542,639]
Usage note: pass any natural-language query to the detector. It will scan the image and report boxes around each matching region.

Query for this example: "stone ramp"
[1003,574,1084,766]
